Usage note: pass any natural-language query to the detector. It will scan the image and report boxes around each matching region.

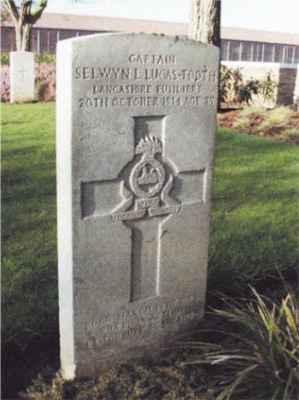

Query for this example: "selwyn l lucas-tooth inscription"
[57,33,219,379]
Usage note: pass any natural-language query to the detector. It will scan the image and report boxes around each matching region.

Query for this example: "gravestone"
[57,33,219,379]
[10,51,35,103]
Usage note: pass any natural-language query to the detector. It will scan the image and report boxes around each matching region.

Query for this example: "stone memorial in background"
[10,51,35,103]
[57,33,219,379]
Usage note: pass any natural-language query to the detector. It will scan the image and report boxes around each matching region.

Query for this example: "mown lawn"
[2,102,299,398]
[2,103,57,346]
[209,127,298,293]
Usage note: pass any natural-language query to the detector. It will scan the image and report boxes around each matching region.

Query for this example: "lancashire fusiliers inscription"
[57,33,219,379]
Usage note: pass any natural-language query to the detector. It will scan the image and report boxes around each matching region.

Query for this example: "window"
[49,30,57,53]
[264,43,275,62]
[59,30,76,40]
[229,41,241,61]
[274,45,284,63]
[31,29,38,52]
[252,43,262,62]
[39,29,48,53]
[222,41,298,64]
[221,39,229,60]
[284,46,295,63]
[241,42,252,61]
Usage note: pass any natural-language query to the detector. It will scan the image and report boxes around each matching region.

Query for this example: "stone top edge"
[57,32,219,50]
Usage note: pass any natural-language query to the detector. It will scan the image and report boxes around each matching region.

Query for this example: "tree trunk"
[14,22,32,51]
[4,0,47,52]
[15,24,22,51]
[189,0,221,47]
[22,23,32,51]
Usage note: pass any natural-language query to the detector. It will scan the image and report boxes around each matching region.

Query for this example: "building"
[1,13,299,63]
[1,13,187,53]
[221,27,299,64]
[1,13,299,105]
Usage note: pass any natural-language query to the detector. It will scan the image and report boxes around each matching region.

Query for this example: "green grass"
[2,103,299,398]
[209,127,298,293]
[2,103,58,350]
[2,103,299,342]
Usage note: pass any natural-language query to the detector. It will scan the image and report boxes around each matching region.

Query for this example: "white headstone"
[10,51,35,103]
[57,33,219,379]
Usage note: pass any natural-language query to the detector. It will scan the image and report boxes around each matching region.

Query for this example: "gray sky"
[46,0,299,34]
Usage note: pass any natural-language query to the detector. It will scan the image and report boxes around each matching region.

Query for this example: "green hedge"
[1,52,56,65]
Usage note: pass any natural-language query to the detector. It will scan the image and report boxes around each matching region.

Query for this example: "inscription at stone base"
[57,33,219,379]
[87,295,202,349]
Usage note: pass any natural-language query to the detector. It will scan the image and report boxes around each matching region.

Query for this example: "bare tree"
[189,0,221,46]
[2,0,47,51]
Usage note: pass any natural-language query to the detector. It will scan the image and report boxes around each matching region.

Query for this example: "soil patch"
[218,109,299,144]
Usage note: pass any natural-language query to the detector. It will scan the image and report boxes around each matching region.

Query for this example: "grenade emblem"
[112,135,181,222]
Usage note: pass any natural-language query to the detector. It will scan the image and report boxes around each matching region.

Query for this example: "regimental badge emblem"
[112,135,181,222]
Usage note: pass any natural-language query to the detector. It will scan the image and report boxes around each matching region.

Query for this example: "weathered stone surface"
[57,33,219,379]
[10,51,35,103]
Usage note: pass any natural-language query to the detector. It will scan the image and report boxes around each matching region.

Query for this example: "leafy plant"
[262,106,294,127]
[1,65,10,102]
[35,53,56,65]
[35,62,56,101]
[232,117,251,130]
[220,67,277,107]
[282,128,299,143]
[231,68,244,102]
[1,62,56,102]
[238,79,259,104]
[240,105,267,117]
[219,65,233,104]
[219,66,246,105]
[1,51,10,65]
[183,288,299,400]
[258,72,277,102]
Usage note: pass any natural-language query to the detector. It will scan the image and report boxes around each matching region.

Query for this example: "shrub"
[220,67,277,107]
[238,79,259,104]
[0,63,56,102]
[232,117,251,130]
[184,288,299,400]
[219,65,233,104]
[35,63,56,101]
[265,106,294,126]
[258,72,277,102]
[258,106,295,131]
[1,52,10,65]
[1,52,56,66]
[1,65,10,102]
[219,66,247,105]
[35,53,56,65]
[282,128,299,142]
[240,105,267,117]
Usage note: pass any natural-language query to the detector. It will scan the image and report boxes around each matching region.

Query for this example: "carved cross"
[18,68,29,82]
[82,116,205,302]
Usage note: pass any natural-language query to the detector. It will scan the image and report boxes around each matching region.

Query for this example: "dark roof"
[3,13,299,45]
